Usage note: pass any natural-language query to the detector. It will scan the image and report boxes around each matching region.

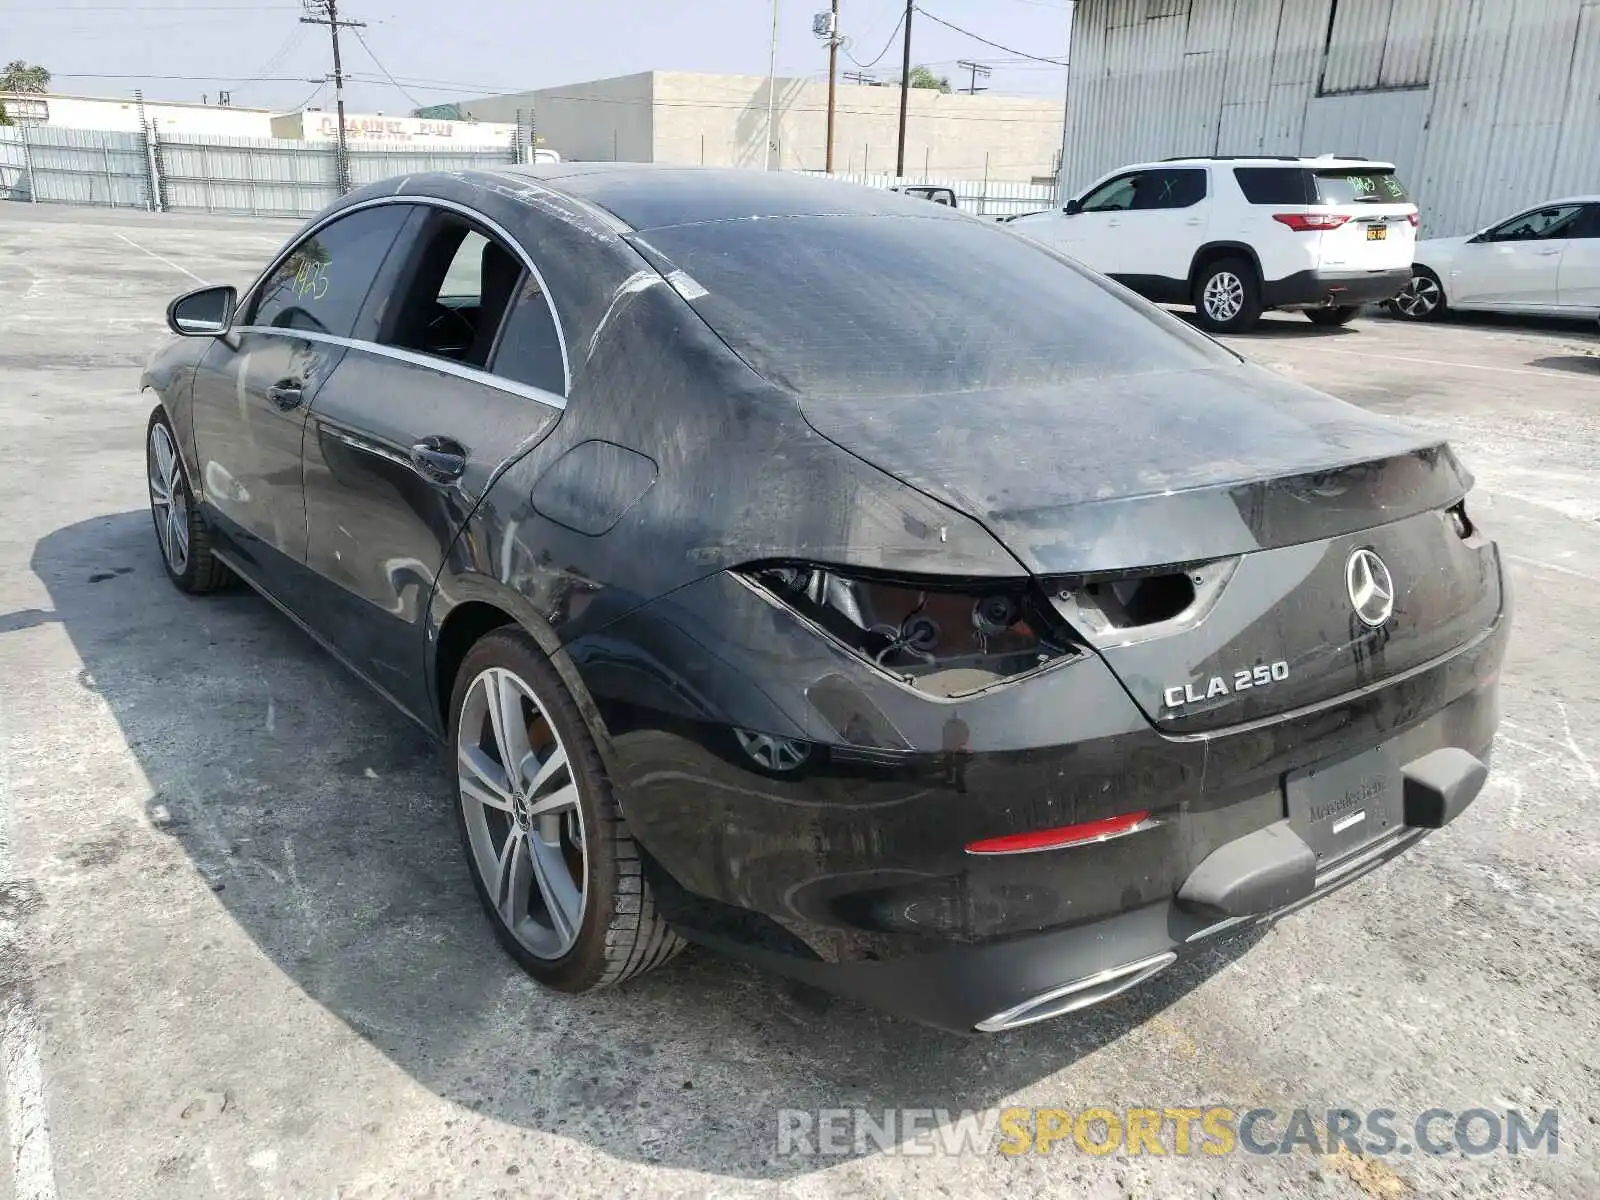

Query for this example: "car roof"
[1142,156,1398,171]
[488,163,961,232]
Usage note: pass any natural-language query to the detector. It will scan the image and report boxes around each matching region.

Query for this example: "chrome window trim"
[237,193,572,396]
[230,325,567,411]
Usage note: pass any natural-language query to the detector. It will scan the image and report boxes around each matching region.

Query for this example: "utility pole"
[957,60,991,95]
[895,0,913,177]
[832,0,844,173]
[300,0,365,193]
[764,0,781,170]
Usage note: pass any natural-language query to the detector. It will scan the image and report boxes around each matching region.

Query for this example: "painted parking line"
[109,229,207,285]
[0,708,57,1200]
[1279,342,1582,380]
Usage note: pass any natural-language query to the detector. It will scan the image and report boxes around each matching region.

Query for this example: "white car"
[1010,155,1419,333]
[1390,197,1600,322]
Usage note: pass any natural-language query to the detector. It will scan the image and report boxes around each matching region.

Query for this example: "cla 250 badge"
[1163,661,1290,709]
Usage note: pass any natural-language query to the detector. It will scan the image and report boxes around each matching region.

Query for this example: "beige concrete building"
[459,71,1062,181]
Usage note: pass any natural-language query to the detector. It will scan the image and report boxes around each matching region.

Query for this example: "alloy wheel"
[457,667,588,960]
[1394,275,1442,318]
[147,422,190,577]
[1203,271,1245,323]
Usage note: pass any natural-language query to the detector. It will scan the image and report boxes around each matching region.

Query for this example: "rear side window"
[248,205,409,336]
[1314,170,1410,205]
[1132,168,1207,210]
[1234,167,1314,206]
[637,214,1235,400]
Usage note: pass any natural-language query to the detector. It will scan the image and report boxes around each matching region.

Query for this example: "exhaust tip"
[974,952,1178,1033]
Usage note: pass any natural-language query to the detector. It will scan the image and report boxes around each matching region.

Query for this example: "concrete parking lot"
[0,203,1596,1200]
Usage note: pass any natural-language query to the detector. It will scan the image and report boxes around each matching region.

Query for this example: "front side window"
[247,205,409,336]
[1484,205,1585,243]
[379,213,526,370]
[1080,174,1140,212]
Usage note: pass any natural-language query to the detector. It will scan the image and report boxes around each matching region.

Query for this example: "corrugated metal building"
[1061,0,1600,235]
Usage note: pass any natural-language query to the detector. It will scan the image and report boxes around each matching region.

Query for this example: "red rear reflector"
[966,810,1153,856]
[1273,212,1351,231]
[1407,212,1421,228]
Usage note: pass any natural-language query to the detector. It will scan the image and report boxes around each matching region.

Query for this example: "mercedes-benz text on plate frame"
[139,165,1505,1033]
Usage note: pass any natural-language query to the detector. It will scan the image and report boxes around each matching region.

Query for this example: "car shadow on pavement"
[1527,354,1600,374]
[1170,310,1363,338]
[36,511,1262,1181]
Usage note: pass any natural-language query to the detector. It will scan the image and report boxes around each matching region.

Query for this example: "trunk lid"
[800,363,1495,732]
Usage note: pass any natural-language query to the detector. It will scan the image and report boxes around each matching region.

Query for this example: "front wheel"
[1306,306,1361,327]
[1390,267,1447,321]
[146,408,233,593]
[449,628,684,992]
[1193,258,1264,334]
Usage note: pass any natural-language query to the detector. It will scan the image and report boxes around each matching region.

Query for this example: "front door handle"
[409,436,468,483]
[266,382,304,411]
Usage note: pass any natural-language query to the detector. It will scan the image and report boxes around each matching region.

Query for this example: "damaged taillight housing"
[741,565,1080,697]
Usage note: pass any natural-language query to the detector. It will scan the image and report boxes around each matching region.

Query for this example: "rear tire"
[449,627,684,993]
[1306,306,1361,327]
[146,407,233,594]
[1193,258,1264,334]
[1389,267,1448,321]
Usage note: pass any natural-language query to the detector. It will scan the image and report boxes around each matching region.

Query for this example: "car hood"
[798,362,1472,575]
[1415,234,1472,264]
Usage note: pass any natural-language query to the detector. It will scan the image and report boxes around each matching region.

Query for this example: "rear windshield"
[636,215,1234,399]
[1314,170,1410,205]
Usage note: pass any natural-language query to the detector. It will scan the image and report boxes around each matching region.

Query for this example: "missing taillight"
[747,566,1077,697]
[1051,558,1238,647]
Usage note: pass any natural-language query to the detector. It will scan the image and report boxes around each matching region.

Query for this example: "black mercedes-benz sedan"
[142,166,1508,1033]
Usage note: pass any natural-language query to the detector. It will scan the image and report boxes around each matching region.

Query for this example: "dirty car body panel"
[142,166,1508,1032]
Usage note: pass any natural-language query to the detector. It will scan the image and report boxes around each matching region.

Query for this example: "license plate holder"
[1367,225,1388,241]
[1285,746,1402,865]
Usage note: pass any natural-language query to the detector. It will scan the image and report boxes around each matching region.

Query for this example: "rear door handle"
[266,382,304,411]
[409,436,468,483]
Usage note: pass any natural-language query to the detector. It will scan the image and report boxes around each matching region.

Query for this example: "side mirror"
[166,284,236,337]
[1065,198,1083,216]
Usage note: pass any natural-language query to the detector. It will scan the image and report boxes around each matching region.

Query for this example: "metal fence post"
[981,151,991,219]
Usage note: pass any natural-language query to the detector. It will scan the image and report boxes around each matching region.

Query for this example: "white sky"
[9,0,1074,112]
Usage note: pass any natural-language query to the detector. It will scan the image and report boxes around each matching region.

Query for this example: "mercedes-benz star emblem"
[1346,549,1395,628]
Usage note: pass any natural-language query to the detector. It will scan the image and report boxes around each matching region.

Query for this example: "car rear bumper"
[1264,267,1413,310]
[682,783,1474,1033]
[572,558,1509,1030]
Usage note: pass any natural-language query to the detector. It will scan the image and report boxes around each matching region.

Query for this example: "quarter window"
[491,278,567,396]
[247,205,409,337]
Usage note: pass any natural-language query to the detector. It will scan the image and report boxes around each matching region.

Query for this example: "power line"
[350,27,426,110]
[914,6,1068,66]
[846,9,906,71]
[52,72,325,82]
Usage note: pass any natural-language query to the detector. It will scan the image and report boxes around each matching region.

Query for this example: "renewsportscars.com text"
[774,1106,1560,1159]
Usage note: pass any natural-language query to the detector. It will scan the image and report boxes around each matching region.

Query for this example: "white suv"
[1010,156,1420,333]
